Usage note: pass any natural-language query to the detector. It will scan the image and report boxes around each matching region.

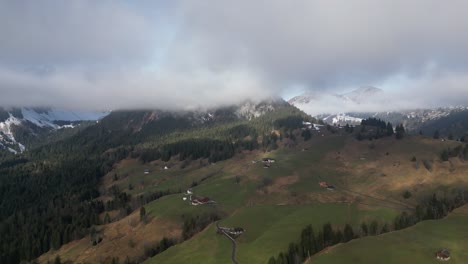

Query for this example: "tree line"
[356,118,405,141]
[268,191,466,264]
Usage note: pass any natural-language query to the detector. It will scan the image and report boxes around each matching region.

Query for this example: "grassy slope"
[145,135,405,264]
[39,131,468,263]
[145,135,468,264]
[146,204,396,264]
[310,204,468,264]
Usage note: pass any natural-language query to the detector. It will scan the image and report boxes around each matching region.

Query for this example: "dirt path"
[216,221,239,264]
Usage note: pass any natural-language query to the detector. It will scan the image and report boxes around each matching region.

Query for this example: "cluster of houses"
[435,249,450,261]
[217,226,245,238]
[302,121,324,131]
[319,181,336,191]
[143,166,170,174]
[183,189,216,206]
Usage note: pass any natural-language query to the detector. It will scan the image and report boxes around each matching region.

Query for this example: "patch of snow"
[18,143,26,152]
[0,114,21,143]
[7,147,17,154]
[235,102,275,120]
[58,124,76,129]
[21,108,109,128]
[331,114,362,125]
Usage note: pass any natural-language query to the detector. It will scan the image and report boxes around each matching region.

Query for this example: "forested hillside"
[0,101,312,263]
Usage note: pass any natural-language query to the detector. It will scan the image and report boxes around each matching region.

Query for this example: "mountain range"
[0,100,299,155]
[289,87,468,136]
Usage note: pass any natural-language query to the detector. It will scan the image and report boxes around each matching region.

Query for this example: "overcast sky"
[1,0,468,111]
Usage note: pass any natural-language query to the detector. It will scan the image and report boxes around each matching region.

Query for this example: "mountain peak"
[339,86,384,104]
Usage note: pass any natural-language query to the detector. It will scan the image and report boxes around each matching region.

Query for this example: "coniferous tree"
[343,224,354,242]
[360,222,368,236]
[369,220,379,235]
[104,213,111,224]
[140,207,146,222]
[322,223,335,247]
[386,122,394,136]
[395,124,405,139]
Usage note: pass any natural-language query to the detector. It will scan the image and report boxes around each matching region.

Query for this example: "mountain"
[0,107,109,154]
[0,99,314,263]
[317,107,468,136]
[288,86,384,107]
[289,87,468,136]
[336,86,384,104]
[1,98,467,264]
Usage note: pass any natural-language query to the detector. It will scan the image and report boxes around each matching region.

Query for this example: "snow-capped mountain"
[316,107,468,128]
[289,87,468,135]
[18,108,108,129]
[289,86,384,107]
[0,108,109,153]
[336,86,384,104]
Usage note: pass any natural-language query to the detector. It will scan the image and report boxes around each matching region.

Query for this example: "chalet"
[144,169,150,174]
[313,124,324,131]
[218,226,245,237]
[302,121,313,129]
[319,181,336,190]
[262,158,276,163]
[435,249,450,261]
[191,195,215,206]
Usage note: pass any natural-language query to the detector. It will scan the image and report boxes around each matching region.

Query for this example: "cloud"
[0,66,272,111]
[1,0,468,110]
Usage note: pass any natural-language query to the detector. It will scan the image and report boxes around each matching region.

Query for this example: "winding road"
[216,221,239,264]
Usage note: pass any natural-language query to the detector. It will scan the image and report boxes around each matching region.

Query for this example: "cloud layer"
[1,0,468,111]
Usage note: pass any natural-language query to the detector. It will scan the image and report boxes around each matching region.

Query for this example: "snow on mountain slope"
[288,86,388,116]
[289,87,468,130]
[235,101,277,120]
[329,114,363,125]
[21,108,109,128]
[0,108,109,153]
[0,114,22,153]
[337,86,384,104]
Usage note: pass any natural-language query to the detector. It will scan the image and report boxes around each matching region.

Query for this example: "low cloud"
[1,1,468,111]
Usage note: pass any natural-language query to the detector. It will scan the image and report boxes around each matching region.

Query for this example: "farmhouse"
[435,249,450,261]
[319,181,328,187]
[218,226,245,237]
[191,195,215,206]
[262,158,276,163]
[302,121,313,129]
[313,123,324,131]
[143,169,150,174]
[319,181,336,190]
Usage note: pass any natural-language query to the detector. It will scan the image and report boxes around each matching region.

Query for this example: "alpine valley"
[2,98,468,264]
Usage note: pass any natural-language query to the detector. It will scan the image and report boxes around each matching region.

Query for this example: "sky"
[1,0,468,112]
